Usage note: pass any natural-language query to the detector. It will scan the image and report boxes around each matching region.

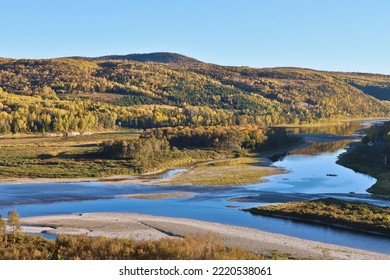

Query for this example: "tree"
[0,214,6,246]
[7,210,21,243]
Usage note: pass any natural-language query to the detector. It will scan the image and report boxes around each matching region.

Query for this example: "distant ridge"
[82,52,203,64]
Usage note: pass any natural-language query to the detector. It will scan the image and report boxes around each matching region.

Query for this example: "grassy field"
[246,198,390,236]
[0,233,297,260]
[0,132,231,180]
[159,157,284,186]
[0,132,140,179]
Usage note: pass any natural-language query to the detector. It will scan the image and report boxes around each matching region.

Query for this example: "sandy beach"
[21,212,390,260]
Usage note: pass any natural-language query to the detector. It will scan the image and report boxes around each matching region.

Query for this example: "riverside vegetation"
[247,198,390,236]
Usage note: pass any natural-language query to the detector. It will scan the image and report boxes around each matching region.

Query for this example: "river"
[1,120,390,253]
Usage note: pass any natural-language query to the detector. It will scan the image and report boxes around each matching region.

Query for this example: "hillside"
[341,72,390,101]
[0,53,390,133]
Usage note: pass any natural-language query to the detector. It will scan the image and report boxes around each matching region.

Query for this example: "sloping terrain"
[0,52,389,133]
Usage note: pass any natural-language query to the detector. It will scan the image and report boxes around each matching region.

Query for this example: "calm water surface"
[1,120,390,253]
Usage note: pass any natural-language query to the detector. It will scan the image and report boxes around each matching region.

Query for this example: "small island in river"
[246,198,390,236]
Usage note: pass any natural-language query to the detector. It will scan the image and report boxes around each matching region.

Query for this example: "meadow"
[0,132,231,180]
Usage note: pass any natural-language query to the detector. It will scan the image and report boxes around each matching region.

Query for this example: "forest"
[1,53,390,134]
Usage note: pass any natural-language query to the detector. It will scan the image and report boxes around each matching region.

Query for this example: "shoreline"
[336,142,390,196]
[21,212,390,260]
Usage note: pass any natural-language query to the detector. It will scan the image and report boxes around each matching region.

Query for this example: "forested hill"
[0,53,390,133]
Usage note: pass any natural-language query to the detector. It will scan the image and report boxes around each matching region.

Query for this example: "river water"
[1,120,390,253]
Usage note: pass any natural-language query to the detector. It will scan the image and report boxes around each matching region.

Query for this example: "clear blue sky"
[1,0,389,74]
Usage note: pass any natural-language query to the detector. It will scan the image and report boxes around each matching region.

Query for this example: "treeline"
[143,125,296,150]
[0,89,292,133]
[98,126,299,164]
[0,89,116,133]
[0,89,233,133]
[143,125,267,150]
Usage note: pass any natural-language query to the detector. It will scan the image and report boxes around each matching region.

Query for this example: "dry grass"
[0,233,268,260]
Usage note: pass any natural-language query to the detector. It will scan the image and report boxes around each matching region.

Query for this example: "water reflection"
[257,148,376,194]
[289,140,352,155]
[286,119,388,136]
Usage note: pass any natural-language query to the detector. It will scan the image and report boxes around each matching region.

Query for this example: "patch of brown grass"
[162,157,284,186]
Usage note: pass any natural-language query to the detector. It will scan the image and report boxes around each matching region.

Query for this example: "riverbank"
[337,142,390,196]
[20,212,390,260]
